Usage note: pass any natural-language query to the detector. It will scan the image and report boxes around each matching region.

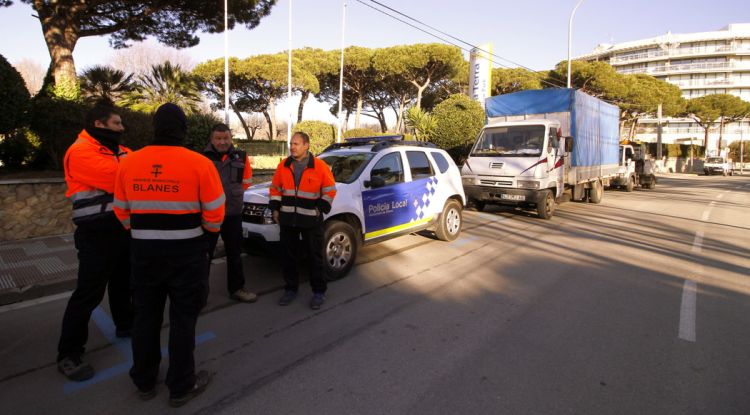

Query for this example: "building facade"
[579,23,750,155]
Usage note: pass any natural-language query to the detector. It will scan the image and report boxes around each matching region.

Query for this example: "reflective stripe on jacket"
[269,154,336,228]
[113,145,225,247]
[203,144,252,217]
[64,130,130,226]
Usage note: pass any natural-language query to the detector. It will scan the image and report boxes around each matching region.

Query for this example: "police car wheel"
[323,220,358,281]
[436,199,462,242]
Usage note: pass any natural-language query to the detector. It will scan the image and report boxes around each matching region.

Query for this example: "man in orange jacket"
[57,100,133,382]
[114,103,224,407]
[270,131,336,310]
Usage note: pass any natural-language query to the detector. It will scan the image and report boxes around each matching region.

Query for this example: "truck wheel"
[536,189,555,219]
[323,220,358,281]
[625,176,634,192]
[646,176,656,189]
[589,180,603,204]
[436,199,462,241]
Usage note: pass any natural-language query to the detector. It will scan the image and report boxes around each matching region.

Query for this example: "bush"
[28,96,86,170]
[343,128,384,139]
[0,131,34,169]
[430,94,485,164]
[120,108,153,150]
[185,112,221,152]
[728,141,749,161]
[0,54,31,135]
[294,120,335,155]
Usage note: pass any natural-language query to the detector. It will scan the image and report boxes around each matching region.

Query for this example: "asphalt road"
[1,174,748,415]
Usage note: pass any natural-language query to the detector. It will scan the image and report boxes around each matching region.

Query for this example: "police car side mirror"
[365,176,386,189]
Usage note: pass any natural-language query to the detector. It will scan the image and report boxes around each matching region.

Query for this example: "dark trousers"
[57,227,132,361]
[128,250,209,397]
[208,215,246,294]
[280,225,327,294]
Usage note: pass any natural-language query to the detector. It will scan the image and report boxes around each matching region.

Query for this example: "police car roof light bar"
[344,135,403,144]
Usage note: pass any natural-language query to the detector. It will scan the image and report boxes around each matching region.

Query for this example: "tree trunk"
[355,95,363,129]
[263,111,273,140]
[412,78,430,110]
[628,118,638,140]
[297,90,309,123]
[718,116,725,152]
[229,100,252,140]
[704,127,710,149]
[269,98,278,141]
[396,96,407,133]
[378,112,387,133]
[40,8,80,96]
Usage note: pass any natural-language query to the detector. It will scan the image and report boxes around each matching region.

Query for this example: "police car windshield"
[472,125,545,157]
[320,152,374,184]
[706,157,723,163]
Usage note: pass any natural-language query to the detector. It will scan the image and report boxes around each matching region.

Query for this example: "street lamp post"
[337,2,347,144]
[287,0,293,151]
[224,0,230,125]
[567,0,585,89]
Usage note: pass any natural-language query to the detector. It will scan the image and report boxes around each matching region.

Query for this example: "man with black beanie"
[114,103,224,407]
[57,99,134,382]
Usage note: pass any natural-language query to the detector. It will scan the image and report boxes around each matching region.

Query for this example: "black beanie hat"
[152,103,187,145]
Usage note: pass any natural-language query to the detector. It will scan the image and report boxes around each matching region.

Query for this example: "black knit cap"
[152,103,187,145]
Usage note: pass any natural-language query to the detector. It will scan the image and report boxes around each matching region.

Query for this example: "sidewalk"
[0,233,242,306]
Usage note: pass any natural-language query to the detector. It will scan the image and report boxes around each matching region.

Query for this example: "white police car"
[242,136,466,279]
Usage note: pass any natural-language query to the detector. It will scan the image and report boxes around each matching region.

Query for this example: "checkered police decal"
[411,176,438,221]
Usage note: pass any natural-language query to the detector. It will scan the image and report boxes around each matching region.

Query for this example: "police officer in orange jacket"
[114,103,224,407]
[57,100,133,382]
[270,131,336,310]
[203,123,257,302]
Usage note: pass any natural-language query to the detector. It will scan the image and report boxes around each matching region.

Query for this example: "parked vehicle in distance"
[242,136,466,280]
[461,89,620,219]
[703,156,733,176]
[611,142,657,191]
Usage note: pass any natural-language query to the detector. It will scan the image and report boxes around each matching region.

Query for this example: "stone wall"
[0,179,72,241]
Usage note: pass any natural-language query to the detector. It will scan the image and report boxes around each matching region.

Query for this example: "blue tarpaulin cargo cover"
[485,89,620,167]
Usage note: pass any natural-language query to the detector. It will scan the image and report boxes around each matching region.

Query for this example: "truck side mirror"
[565,137,574,152]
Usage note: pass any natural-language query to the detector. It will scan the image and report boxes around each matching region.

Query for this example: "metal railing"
[618,61,740,75]
[610,45,750,64]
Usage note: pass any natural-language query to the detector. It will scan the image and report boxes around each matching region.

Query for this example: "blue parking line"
[64,306,216,394]
[451,235,479,248]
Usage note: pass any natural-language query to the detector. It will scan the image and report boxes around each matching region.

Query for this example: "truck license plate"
[500,194,525,201]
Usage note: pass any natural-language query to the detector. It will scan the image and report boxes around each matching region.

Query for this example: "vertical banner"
[469,43,493,108]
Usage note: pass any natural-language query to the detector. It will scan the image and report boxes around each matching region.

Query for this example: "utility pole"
[567,0,585,89]
[337,2,347,143]
[223,0,230,125]
[656,103,663,168]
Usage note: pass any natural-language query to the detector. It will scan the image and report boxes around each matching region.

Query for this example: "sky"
[1,0,748,125]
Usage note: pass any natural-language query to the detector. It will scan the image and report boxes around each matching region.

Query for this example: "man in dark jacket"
[203,123,257,302]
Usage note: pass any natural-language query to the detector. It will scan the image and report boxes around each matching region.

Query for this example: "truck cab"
[703,157,733,176]
[611,143,656,191]
[461,119,566,219]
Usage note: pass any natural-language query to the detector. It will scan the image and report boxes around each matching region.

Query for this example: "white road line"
[701,211,711,221]
[709,201,716,207]
[679,280,697,342]
[691,231,704,253]
[717,194,724,199]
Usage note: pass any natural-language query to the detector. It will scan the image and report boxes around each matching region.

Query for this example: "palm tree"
[123,62,202,114]
[79,65,136,104]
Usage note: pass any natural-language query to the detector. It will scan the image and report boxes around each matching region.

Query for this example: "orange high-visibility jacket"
[64,130,131,226]
[113,146,225,243]
[269,154,336,228]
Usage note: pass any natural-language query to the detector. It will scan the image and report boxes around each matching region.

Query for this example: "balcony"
[610,45,750,65]
[669,78,748,89]
[617,61,745,75]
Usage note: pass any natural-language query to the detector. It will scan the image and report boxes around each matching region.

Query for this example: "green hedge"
[429,94,485,164]
[645,143,705,158]
[294,120,335,155]
[235,140,287,156]
[343,128,386,139]
[0,54,30,135]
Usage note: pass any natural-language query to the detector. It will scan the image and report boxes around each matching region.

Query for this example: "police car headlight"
[517,180,540,189]
[262,207,275,225]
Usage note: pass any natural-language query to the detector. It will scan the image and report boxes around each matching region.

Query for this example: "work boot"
[278,290,297,306]
[310,293,326,310]
[57,356,94,382]
[230,288,258,303]
[137,387,157,401]
[169,370,211,408]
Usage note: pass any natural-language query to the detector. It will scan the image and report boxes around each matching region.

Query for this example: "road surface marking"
[717,194,724,199]
[701,211,710,221]
[679,280,697,342]
[708,201,716,207]
[691,231,704,253]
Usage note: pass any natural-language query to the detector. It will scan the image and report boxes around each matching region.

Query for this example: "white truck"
[461,89,621,219]
[611,143,657,191]
[703,156,733,176]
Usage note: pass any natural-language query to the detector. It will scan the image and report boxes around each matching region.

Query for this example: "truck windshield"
[320,152,374,184]
[471,125,545,157]
[706,157,724,163]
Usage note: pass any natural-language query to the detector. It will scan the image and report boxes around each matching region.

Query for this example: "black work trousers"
[280,225,327,294]
[57,226,132,361]
[208,215,246,294]
[128,248,209,398]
